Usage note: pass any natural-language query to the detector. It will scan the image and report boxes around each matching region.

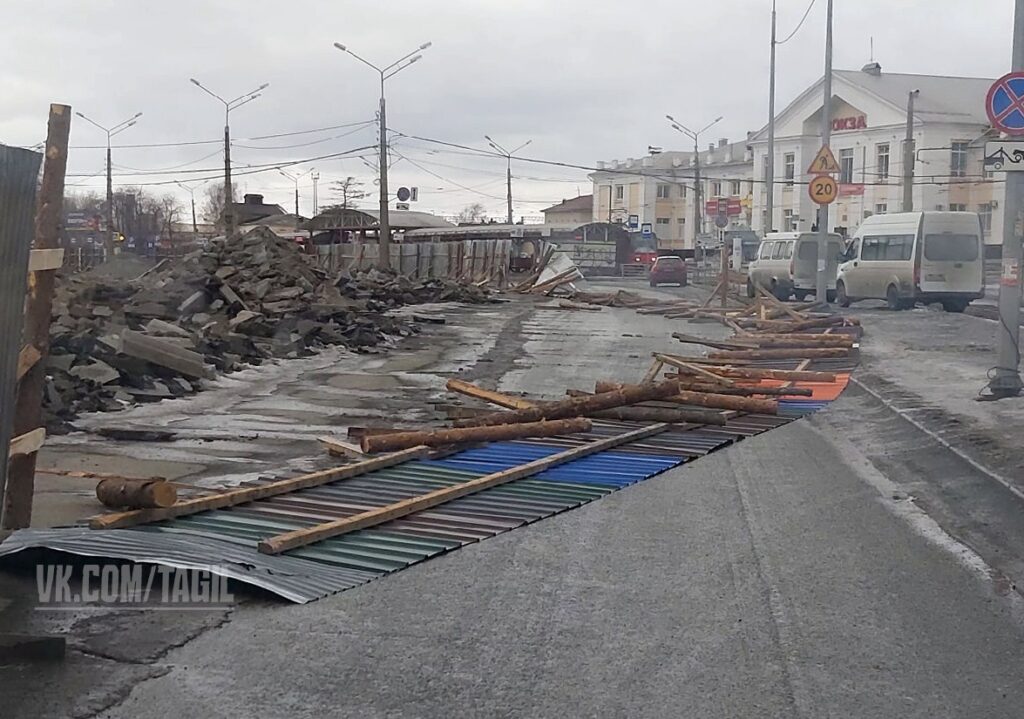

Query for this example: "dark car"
[649,255,687,287]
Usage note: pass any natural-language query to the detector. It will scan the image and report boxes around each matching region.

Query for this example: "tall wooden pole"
[3,104,71,530]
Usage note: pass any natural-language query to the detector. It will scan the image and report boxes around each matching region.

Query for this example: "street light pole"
[485,136,532,224]
[666,114,723,248]
[311,170,320,215]
[175,181,199,241]
[987,0,1024,397]
[279,168,314,216]
[190,78,269,238]
[334,41,432,271]
[816,0,834,304]
[766,0,777,233]
[75,111,142,257]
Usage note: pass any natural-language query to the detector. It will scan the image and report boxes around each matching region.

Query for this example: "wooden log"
[445,379,534,410]
[593,381,778,414]
[707,347,851,360]
[747,315,859,333]
[88,446,430,530]
[671,365,837,382]
[96,478,177,509]
[453,379,686,428]
[259,423,671,554]
[745,338,854,349]
[361,418,591,454]
[652,355,735,386]
[742,333,854,345]
[590,405,726,425]
[675,381,813,397]
[671,332,760,351]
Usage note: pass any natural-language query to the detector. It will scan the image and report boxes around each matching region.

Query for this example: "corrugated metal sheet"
[0,348,858,603]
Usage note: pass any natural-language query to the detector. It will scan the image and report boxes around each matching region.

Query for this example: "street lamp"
[485,136,532,224]
[189,78,269,238]
[75,111,142,256]
[175,180,204,243]
[666,114,723,241]
[334,40,432,270]
[279,167,315,217]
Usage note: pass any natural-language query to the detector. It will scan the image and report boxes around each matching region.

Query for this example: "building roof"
[541,195,593,214]
[305,208,455,231]
[835,68,993,125]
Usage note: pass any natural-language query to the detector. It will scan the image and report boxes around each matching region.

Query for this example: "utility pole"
[987,0,1024,398]
[766,0,778,234]
[176,181,199,241]
[485,136,532,224]
[279,168,314,217]
[190,78,269,238]
[335,41,432,271]
[816,0,834,304]
[902,90,920,211]
[311,170,320,215]
[666,114,723,249]
[75,111,142,257]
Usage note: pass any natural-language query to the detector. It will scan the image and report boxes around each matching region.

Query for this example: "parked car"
[836,212,984,312]
[747,232,842,300]
[649,255,687,287]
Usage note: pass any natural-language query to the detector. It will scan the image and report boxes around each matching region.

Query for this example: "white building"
[748,63,1001,248]
[589,141,754,251]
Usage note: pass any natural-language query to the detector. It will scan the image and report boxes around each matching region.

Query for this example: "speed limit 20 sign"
[808,174,838,205]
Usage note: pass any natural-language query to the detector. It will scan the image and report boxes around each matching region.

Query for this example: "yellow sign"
[807,145,840,174]
[808,174,838,205]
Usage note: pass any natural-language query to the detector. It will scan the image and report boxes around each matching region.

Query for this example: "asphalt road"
[5,278,1024,718]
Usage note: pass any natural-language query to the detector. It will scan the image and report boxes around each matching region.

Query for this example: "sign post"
[985,60,1024,397]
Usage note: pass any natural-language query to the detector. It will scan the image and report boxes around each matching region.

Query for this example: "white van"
[836,212,984,312]
[747,232,843,301]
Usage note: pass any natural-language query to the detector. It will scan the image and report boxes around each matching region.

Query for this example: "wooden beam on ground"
[362,418,590,453]
[318,436,366,459]
[445,379,535,410]
[258,423,672,555]
[16,345,41,382]
[670,365,836,383]
[88,446,430,530]
[653,354,735,386]
[707,347,851,361]
[594,381,778,414]
[641,359,664,384]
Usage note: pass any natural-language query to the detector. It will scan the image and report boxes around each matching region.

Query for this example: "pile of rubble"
[45,227,494,430]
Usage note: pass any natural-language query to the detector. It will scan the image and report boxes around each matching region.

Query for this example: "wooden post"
[720,242,728,308]
[3,105,69,530]
[259,423,671,554]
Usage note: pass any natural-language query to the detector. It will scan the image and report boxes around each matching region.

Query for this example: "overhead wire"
[776,0,819,45]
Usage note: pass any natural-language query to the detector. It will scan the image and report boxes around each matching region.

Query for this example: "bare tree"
[456,202,488,224]
[201,182,235,226]
[155,194,182,244]
[64,190,103,213]
[326,176,369,210]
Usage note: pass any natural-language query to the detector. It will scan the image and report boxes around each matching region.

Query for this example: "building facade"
[541,195,594,226]
[748,64,1001,247]
[590,142,753,251]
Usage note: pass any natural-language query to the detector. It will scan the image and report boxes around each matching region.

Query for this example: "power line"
[776,0,818,45]
[67,119,376,150]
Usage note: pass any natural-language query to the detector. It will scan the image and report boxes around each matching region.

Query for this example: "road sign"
[714,214,729,229]
[986,72,1024,135]
[808,174,838,205]
[640,222,653,238]
[806,146,840,174]
[985,140,1024,171]
[395,202,410,210]
[396,187,411,202]
[627,214,639,229]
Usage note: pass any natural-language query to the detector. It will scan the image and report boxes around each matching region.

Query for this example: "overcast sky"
[1,0,1015,221]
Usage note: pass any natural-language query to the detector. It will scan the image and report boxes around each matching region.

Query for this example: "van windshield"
[797,241,843,261]
[924,234,979,262]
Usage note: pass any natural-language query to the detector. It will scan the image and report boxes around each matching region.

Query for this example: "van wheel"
[836,281,851,308]
[941,299,968,313]
[886,285,903,311]
[794,291,809,302]
[826,290,837,303]
[772,283,789,301]
[746,279,755,298]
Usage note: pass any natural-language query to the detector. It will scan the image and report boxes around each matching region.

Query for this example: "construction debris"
[42,226,496,429]
[360,417,593,453]
[95,478,177,509]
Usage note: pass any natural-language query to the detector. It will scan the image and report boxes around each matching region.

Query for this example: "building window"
[839,149,854,184]
[876,143,890,181]
[784,153,795,185]
[935,204,945,211]
[762,155,769,181]
[783,209,796,231]
[748,181,755,195]
[950,203,967,212]
[875,203,887,215]
[655,217,671,225]
[656,184,671,199]
[677,217,686,225]
[614,185,624,201]
[730,180,741,196]
[979,203,993,232]
[712,181,722,197]
[951,141,969,178]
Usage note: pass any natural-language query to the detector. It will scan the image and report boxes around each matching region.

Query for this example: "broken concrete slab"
[144,319,192,338]
[69,360,121,385]
[121,330,214,380]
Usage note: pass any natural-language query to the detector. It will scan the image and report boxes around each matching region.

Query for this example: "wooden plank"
[640,359,664,384]
[445,379,535,410]
[88,445,430,530]
[318,436,366,459]
[258,423,671,555]
[16,345,41,382]
[653,354,735,386]
[9,428,45,458]
[27,248,64,272]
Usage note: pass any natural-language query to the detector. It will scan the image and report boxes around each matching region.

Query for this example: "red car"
[649,255,688,287]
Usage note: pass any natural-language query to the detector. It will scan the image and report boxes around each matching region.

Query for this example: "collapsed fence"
[313,238,512,282]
